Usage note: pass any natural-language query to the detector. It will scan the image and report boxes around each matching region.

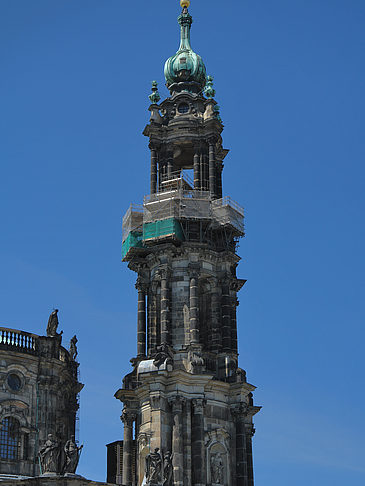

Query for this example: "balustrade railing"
[0,328,38,354]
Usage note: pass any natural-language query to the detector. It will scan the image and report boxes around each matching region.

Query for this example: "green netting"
[143,218,184,242]
[122,231,143,259]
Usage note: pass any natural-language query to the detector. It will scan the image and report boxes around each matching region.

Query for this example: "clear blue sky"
[1,0,364,484]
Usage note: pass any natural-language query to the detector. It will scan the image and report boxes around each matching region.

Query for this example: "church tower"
[115,2,260,485]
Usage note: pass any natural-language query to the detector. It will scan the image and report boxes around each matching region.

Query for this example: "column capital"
[218,271,232,286]
[149,140,161,151]
[168,395,186,411]
[192,398,206,414]
[231,402,249,421]
[208,136,218,146]
[121,408,136,426]
[150,394,165,411]
[188,262,200,278]
[135,276,148,292]
[155,268,171,281]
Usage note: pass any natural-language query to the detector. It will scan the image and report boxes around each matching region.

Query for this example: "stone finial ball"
[180,0,190,8]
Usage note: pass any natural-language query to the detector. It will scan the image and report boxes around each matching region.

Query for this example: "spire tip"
[180,0,190,8]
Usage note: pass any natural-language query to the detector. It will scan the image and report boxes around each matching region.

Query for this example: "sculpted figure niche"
[210,452,224,485]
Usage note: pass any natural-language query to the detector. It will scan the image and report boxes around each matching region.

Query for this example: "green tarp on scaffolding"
[122,231,143,259]
[143,218,184,242]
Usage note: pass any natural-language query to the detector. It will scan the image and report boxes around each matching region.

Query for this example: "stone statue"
[153,343,172,368]
[163,451,173,486]
[210,453,224,484]
[38,434,60,474]
[46,309,62,338]
[145,447,162,484]
[63,435,83,474]
[69,335,78,361]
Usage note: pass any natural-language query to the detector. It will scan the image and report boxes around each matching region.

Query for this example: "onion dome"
[164,2,207,94]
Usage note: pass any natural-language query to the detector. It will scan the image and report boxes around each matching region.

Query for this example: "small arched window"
[0,417,20,460]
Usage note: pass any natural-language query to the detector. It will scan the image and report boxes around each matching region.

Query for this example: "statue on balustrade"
[63,435,83,474]
[145,448,162,485]
[69,335,78,361]
[38,434,60,474]
[46,309,62,338]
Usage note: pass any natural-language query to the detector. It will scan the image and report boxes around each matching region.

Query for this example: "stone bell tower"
[115,1,261,486]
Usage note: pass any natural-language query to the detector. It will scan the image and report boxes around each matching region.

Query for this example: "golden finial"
[180,0,190,8]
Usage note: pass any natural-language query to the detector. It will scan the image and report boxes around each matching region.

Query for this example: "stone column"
[232,405,249,486]
[150,146,157,194]
[209,141,216,198]
[210,282,221,353]
[158,160,165,192]
[216,161,223,199]
[160,270,170,344]
[192,399,206,486]
[189,274,199,344]
[136,278,147,358]
[221,278,232,351]
[194,151,200,189]
[116,442,122,485]
[121,409,136,486]
[169,396,185,486]
[184,400,192,486]
[148,283,158,355]
[245,424,255,486]
[231,296,239,354]
[167,152,173,180]
[199,154,204,190]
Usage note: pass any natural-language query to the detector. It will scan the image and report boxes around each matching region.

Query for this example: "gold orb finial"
[180,0,190,8]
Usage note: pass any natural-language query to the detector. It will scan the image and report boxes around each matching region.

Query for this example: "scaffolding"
[121,189,244,260]
[144,190,211,223]
[159,170,194,192]
[211,196,245,234]
[122,204,143,242]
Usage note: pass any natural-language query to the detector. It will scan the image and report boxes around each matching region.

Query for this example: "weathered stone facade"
[115,4,261,486]
[0,324,83,479]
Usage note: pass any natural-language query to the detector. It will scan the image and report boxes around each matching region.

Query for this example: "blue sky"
[1,0,364,484]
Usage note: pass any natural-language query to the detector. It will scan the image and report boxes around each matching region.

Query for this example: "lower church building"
[1,2,261,485]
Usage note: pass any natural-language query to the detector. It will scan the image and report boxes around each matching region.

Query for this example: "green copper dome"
[164,6,207,94]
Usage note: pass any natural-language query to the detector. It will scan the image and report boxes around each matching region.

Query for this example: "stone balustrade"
[0,327,38,354]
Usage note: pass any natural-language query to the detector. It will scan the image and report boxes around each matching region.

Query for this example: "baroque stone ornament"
[149,81,161,104]
[210,452,224,484]
[204,75,216,99]
[38,433,60,475]
[46,309,61,337]
[63,435,83,474]
[145,447,163,485]
[163,451,173,486]
[69,335,78,361]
